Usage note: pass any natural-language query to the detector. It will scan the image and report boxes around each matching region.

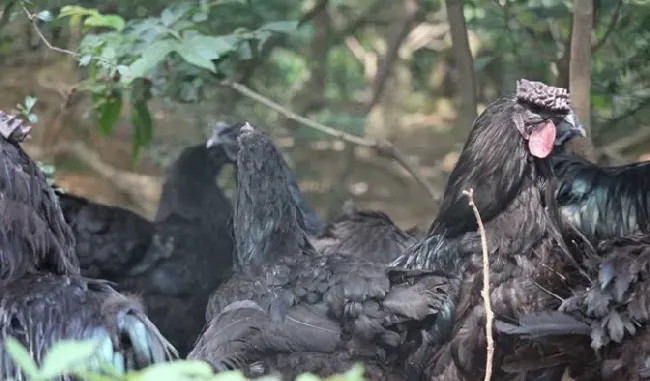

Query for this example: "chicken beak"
[554,110,587,146]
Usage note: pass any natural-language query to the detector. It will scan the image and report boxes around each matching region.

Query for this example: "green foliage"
[22,1,299,159]
[4,338,366,381]
[16,96,39,124]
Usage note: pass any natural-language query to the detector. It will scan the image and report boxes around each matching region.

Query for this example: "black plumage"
[55,141,235,357]
[312,202,418,264]
[55,190,153,279]
[496,232,650,380]
[0,112,176,380]
[207,122,324,237]
[553,151,650,241]
[390,80,587,381]
[209,124,413,264]
[190,124,456,381]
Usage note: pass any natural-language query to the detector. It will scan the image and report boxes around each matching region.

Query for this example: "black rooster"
[0,112,176,380]
[189,123,456,380]
[54,139,236,357]
[553,150,650,241]
[390,79,587,381]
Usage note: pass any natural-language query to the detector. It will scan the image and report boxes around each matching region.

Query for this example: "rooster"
[0,112,176,380]
[391,79,587,381]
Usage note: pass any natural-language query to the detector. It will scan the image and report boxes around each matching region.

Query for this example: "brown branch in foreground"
[222,80,439,200]
[462,188,494,381]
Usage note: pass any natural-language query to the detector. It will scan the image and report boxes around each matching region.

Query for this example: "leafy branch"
[4,336,367,381]
[19,1,438,199]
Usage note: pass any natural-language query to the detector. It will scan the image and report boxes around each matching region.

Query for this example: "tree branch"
[363,0,421,114]
[462,188,494,381]
[591,0,622,54]
[25,141,161,216]
[298,0,330,27]
[19,1,438,200]
[222,80,439,199]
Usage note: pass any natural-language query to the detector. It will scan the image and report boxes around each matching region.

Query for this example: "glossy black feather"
[312,205,418,264]
[554,152,650,241]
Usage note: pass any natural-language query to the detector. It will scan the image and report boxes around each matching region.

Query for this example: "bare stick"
[462,188,494,381]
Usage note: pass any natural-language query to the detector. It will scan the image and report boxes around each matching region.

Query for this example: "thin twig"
[591,0,622,54]
[21,2,114,67]
[462,188,494,381]
[222,80,438,199]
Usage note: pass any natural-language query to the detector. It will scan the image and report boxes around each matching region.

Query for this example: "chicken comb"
[516,79,571,112]
[0,111,31,143]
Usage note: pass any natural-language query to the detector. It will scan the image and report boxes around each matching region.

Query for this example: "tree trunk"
[445,0,477,130]
[567,0,596,161]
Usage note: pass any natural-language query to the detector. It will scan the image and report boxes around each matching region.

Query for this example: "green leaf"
[92,89,123,136]
[160,4,192,27]
[36,10,54,22]
[24,95,37,111]
[58,5,98,19]
[131,360,214,380]
[4,337,40,378]
[129,79,154,160]
[175,33,236,72]
[84,14,126,31]
[260,20,298,34]
[39,339,101,378]
[28,114,39,124]
[79,55,92,66]
[126,39,178,81]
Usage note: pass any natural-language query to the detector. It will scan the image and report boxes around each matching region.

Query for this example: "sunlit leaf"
[4,338,40,378]
[24,95,37,111]
[131,360,214,380]
[126,39,178,81]
[36,10,53,22]
[175,33,236,72]
[84,14,126,31]
[39,339,101,378]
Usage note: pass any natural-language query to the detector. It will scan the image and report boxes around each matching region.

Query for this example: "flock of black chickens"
[2,79,650,381]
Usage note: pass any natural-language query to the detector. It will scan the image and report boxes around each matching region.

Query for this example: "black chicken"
[55,190,154,279]
[54,139,236,357]
[389,79,587,381]
[312,201,419,264]
[189,123,456,380]
[207,122,324,237]
[0,112,176,379]
[209,124,414,263]
[553,150,650,241]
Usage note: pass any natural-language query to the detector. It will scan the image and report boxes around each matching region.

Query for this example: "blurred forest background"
[0,0,648,231]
